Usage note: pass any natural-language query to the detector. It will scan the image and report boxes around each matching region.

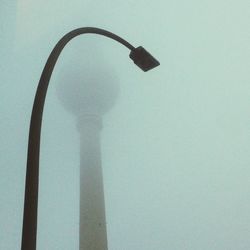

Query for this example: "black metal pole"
[21,27,159,250]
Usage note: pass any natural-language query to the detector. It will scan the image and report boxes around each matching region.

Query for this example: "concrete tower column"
[77,115,107,249]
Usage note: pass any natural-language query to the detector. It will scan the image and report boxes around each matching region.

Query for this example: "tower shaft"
[79,116,108,250]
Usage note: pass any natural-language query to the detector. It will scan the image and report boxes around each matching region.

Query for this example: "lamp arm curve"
[21,27,135,250]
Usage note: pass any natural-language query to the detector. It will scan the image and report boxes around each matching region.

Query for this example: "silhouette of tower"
[57,46,119,249]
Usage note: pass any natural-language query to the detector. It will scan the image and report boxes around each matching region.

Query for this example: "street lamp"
[21,27,160,250]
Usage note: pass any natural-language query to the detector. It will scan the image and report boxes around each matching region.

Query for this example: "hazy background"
[1,0,250,249]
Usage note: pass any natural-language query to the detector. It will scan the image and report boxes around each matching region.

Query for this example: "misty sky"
[0,0,250,249]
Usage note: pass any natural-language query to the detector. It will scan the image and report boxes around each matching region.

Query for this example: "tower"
[57,48,119,249]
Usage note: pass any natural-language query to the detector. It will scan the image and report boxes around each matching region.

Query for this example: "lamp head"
[129,46,160,72]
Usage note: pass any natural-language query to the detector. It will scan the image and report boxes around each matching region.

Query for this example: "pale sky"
[1,0,250,249]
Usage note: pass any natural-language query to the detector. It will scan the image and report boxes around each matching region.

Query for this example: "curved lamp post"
[21,27,160,250]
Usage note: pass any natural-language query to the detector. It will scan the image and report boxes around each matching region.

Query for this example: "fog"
[0,0,250,249]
